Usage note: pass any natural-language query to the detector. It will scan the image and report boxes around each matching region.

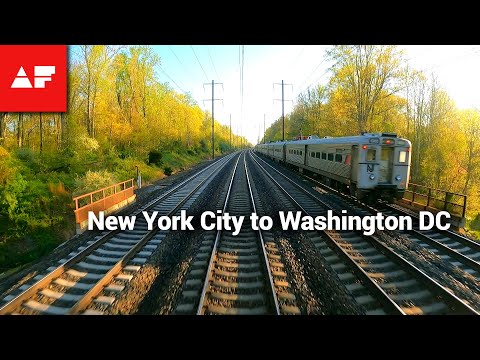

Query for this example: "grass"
[0,227,60,272]
[465,215,480,241]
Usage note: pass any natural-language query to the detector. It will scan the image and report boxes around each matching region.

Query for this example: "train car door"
[350,145,358,182]
[379,147,393,183]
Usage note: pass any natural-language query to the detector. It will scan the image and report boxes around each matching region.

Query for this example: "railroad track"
[290,164,480,284]
[0,153,238,315]
[381,203,480,276]
[176,152,300,315]
[250,151,478,315]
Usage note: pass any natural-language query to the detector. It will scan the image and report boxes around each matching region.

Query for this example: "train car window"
[335,154,342,162]
[399,151,407,163]
[316,152,321,158]
[321,152,326,159]
[327,153,334,161]
[367,149,376,161]
[311,152,314,157]
[300,151,303,156]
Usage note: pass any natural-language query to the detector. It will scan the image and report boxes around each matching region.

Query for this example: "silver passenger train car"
[255,133,411,202]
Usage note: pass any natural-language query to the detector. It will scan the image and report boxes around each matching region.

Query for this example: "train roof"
[259,133,410,146]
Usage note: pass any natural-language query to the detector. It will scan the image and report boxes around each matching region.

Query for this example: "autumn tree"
[460,109,480,194]
[77,45,120,138]
[326,45,405,133]
[0,113,6,145]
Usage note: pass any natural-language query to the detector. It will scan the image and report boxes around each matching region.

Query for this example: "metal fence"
[73,179,135,224]
[403,183,467,218]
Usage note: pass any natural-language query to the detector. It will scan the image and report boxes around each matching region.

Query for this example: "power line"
[168,46,183,65]
[207,46,221,82]
[414,46,480,75]
[158,65,187,94]
[286,45,306,73]
[298,57,328,93]
[190,45,209,82]
[168,45,196,81]
[300,68,330,94]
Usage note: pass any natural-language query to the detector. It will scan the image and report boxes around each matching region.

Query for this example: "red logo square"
[0,45,67,112]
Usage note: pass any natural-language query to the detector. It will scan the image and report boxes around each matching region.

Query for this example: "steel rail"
[250,151,478,315]
[0,153,237,315]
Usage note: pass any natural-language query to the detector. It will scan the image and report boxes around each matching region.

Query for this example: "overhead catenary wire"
[298,57,328,94]
[168,45,197,81]
[158,65,188,94]
[190,45,209,82]
[169,45,184,65]
[207,45,222,82]
[286,45,306,73]
[409,46,480,75]
[300,68,330,94]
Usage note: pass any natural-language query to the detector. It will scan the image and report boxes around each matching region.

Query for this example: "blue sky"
[152,45,331,143]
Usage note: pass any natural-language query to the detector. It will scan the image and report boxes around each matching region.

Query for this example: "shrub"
[112,157,162,184]
[471,213,480,230]
[73,170,118,197]
[148,150,163,166]
[16,148,35,162]
[164,166,173,176]
[77,135,100,153]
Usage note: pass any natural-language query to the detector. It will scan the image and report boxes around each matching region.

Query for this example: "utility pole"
[229,114,232,151]
[203,80,223,160]
[274,80,292,141]
[263,114,266,143]
[280,80,286,141]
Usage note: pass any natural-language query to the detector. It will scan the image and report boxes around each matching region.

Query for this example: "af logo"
[11,66,56,89]
[0,45,66,112]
